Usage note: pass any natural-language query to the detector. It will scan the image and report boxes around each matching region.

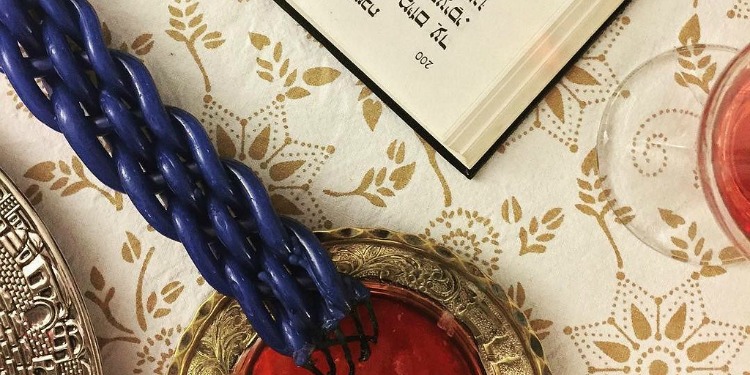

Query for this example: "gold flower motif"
[423,208,501,274]
[565,273,750,374]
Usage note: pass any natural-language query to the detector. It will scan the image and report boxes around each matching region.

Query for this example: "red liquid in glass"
[235,283,483,375]
[709,64,750,237]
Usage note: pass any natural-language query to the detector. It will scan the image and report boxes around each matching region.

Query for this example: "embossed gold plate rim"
[0,168,103,374]
[168,227,551,375]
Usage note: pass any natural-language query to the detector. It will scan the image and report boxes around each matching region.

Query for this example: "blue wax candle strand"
[0,0,377,373]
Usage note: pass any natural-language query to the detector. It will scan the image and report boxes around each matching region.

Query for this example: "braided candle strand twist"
[0,0,378,372]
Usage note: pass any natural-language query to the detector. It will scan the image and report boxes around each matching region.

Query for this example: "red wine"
[235,282,483,375]
[701,46,750,255]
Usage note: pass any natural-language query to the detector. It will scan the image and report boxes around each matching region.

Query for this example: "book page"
[286,0,574,139]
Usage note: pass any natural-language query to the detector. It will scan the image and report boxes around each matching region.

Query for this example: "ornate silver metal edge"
[0,168,103,374]
[168,227,552,375]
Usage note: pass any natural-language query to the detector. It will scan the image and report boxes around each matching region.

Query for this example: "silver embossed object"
[0,168,102,374]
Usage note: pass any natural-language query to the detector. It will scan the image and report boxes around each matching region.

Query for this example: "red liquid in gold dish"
[701,45,750,258]
[234,283,484,375]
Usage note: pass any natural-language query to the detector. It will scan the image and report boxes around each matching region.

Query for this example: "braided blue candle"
[0,0,377,373]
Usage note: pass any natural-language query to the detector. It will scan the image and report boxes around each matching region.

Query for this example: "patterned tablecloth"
[2,0,750,374]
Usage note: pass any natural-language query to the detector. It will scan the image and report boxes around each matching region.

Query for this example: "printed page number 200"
[415,52,434,69]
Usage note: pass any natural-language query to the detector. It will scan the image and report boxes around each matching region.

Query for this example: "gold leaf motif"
[215,126,237,158]
[577,179,592,191]
[365,193,386,207]
[694,237,705,257]
[659,209,686,228]
[678,58,696,70]
[566,65,601,85]
[202,31,222,41]
[279,59,290,77]
[61,181,87,197]
[359,86,373,100]
[165,29,186,42]
[594,341,631,363]
[257,71,274,83]
[127,232,142,259]
[204,39,225,49]
[375,168,387,186]
[679,14,701,45]
[161,281,184,304]
[390,163,415,190]
[170,18,186,31]
[122,242,135,263]
[50,177,68,191]
[686,341,723,362]
[530,320,553,339]
[535,233,554,242]
[154,308,171,318]
[249,32,271,50]
[257,58,273,71]
[675,72,688,87]
[284,69,298,87]
[286,87,311,99]
[377,187,395,197]
[168,5,183,17]
[630,304,652,340]
[387,141,397,160]
[147,292,157,314]
[24,185,42,205]
[515,284,526,307]
[719,247,744,263]
[132,34,154,53]
[544,87,565,123]
[273,42,282,62]
[185,2,199,16]
[688,222,698,240]
[363,99,383,131]
[700,265,726,277]
[269,160,305,181]
[190,24,208,41]
[302,67,341,86]
[579,192,596,204]
[248,126,270,160]
[665,303,686,340]
[542,208,562,225]
[90,267,105,291]
[529,218,539,235]
[575,204,598,217]
[25,161,56,182]
[501,197,523,224]
[58,161,71,175]
[361,168,376,188]
[188,14,204,28]
[671,237,689,249]
[270,194,303,215]
[395,142,406,164]
[671,250,689,262]
[582,149,599,176]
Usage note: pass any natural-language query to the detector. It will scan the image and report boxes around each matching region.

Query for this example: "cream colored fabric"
[1,0,749,373]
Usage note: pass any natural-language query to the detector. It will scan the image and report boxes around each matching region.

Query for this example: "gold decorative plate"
[168,228,551,375]
[0,168,102,374]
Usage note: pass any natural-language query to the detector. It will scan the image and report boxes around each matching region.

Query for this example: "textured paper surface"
[1,0,750,374]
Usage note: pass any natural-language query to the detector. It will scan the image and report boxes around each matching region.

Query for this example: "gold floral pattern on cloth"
[0,0,749,374]
[566,273,749,375]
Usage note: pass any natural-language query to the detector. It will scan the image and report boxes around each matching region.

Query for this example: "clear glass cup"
[597,44,749,264]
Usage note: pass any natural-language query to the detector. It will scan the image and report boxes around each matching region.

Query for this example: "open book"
[274,0,627,177]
